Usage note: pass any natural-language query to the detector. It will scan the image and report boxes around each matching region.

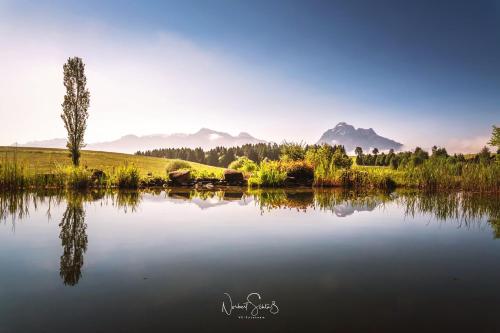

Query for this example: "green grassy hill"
[0,146,224,178]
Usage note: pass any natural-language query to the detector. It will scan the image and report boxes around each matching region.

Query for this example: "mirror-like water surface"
[1,189,499,333]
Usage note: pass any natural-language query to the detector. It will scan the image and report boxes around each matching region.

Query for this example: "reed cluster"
[248,160,288,187]
[403,158,499,192]
[0,154,144,190]
[114,165,140,189]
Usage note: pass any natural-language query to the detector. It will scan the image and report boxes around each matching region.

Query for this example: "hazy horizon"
[1,0,499,153]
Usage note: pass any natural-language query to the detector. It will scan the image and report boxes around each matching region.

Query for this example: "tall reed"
[114,165,140,189]
[403,159,499,192]
[248,160,287,187]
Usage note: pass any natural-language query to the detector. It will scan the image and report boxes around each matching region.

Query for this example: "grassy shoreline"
[0,146,224,190]
[1,146,498,192]
[0,146,223,177]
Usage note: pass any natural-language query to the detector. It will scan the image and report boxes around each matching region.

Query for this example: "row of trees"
[355,145,497,169]
[58,56,500,172]
[138,140,498,170]
[136,143,282,167]
[136,142,353,168]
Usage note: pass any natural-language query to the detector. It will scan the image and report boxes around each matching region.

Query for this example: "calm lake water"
[1,189,499,333]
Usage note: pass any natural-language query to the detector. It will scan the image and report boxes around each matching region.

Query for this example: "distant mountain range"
[16,122,403,154]
[17,128,266,154]
[317,122,403,152]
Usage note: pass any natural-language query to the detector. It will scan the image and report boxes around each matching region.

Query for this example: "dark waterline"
[0,189,499,333]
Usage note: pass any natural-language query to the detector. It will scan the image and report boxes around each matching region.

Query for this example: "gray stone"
[223,169,244,184]
[169,170,191,185]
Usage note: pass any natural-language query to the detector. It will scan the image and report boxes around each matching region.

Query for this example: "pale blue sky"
[0,0,498,152]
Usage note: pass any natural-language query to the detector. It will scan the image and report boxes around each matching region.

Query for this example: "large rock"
[223,169,244,185]
[169,170,191,185]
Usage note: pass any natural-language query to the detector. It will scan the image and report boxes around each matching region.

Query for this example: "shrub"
[191,168,222,180]
[115,165,140,189]
[281,160,314,182]
[280,142,306,161]
[0,160,31,190]
[248,160,287,187]
[306,144,352,186]
[165,160,192,173]
[228,156,258,173]
[57,166,92,189]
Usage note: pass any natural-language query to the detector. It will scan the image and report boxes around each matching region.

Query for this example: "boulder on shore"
[169,170,191,185]
[223,169,244,185]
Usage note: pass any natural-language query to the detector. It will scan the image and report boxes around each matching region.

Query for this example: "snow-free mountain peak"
[317,122,403,152]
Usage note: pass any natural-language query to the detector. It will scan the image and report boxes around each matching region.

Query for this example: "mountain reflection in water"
[0,188,499,288]
[1,188,500,333]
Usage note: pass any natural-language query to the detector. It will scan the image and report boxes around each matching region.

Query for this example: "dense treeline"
[355,145,497,168]
[137,142,498,170]
[135,142,353,169]
[136,143,282,167]
[4,127,497,191]
[135,136,499,191]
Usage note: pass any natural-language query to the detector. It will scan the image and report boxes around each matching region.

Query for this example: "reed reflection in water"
[0,188,499,287]
[1,188,500,333]
[1,188,499,229]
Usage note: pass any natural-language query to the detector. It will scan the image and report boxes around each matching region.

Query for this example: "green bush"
[248,160,287,187]
[165,160,192,173]
[191,168,223,179]
[115,165,140,189]
[0,160,31,190]
[228,156,258,173]
[280,142,306,161]
[57,166,92,189]
[281,160,314,181]
[306,144,352,186]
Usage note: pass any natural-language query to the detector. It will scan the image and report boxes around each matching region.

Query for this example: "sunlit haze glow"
[1,0,499,153]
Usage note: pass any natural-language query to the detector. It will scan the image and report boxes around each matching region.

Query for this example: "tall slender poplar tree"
[61,57,90,166]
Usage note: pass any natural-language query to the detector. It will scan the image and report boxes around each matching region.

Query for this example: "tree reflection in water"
[1,188,499,287]
[59,193,87,286]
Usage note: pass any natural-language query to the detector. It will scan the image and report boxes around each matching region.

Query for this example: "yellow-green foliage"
[338,169,396,189]
[306,145,352,186]
[280,142,306,161]
[190,167,224,179]
[248,160,287,187]
[0,157,31,190]
[228,156,258,173]
[404,158,500,192]
[56,165,92,189]
[1,147,497,192]
[281,160,314,181]
[114,165,140,189]
[165,160,192,173]
[0,146,223,178]
[0,147,225,189]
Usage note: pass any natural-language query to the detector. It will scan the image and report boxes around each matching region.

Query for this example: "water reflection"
[113,190,142,213]
[2,189,498,227]
[59,193,87,286]
[399,191,500,236]
[0,190,64,228]
[246,189,392,216]
[1,188,499,287]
